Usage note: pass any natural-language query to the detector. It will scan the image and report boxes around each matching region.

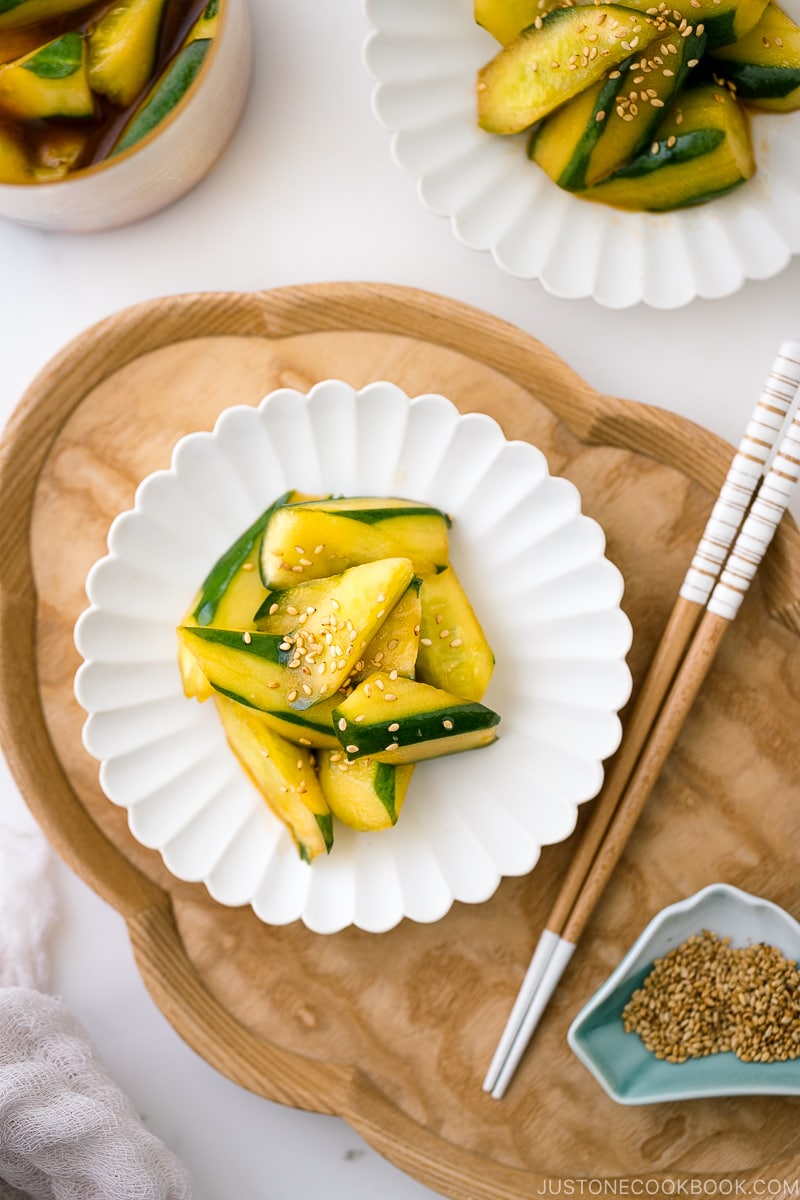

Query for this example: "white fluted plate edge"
[363,0,800,309]
[73,379,633,934]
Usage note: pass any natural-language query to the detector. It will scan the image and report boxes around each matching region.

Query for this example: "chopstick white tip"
[486,936,576,1100]
[482,929,562,1093]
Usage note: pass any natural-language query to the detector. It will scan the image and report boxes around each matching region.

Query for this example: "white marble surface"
[1,1,800,1197]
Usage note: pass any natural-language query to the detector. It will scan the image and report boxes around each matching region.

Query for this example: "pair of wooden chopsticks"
[483,340,800,1100]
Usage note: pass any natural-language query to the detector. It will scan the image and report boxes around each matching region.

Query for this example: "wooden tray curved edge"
[2,282,800,1197]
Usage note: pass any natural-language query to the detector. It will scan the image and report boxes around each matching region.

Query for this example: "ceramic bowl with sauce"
[0,0,251,232]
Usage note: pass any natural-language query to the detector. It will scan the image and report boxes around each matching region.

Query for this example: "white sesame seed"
[338,718,347,731]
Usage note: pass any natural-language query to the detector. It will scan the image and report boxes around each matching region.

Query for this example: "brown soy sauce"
[0,0,211,179]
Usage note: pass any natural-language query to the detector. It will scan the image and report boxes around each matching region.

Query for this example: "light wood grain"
[1,284,800,1195]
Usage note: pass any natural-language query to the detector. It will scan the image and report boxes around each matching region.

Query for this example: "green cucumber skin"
[182,626,285,662]
[374,762,398,821]
[536,70,622,191]
[211,686,337,736]
[341,509,450,528]
[561,71,621,189]
[0,0,28,12]
[709,60,800,98]
[292,503,452,528]
[193,492,292,626]
[593,126,743,209]
[24,32,83,79]
[613,127,725,178]
[334,703,500,757]
[701,10,738,49]
[664,177,747,207]
[541,30,707,192]
[111,37,210,157]
[314,812,334,852]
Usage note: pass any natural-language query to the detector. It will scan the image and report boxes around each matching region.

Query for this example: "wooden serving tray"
[2,282,800,1195]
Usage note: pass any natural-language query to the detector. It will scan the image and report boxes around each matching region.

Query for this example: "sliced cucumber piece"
[416,567,494,701]
[176,625,290,711]
[708,2,800,109]
[186,0,218,42]
[0,31,94,120]
[109,35,209,156]
[277,556,415,709]
[88,0,168,108]
[332,672,500,765]
[477,5,663,133]
[178,492,294,701]
[578,83,755,209]
[260,496,451,588]
[318,751,414,831]
[610,0,767,47]
[530,26,706,188]
[474,0,551,45]
[352,578,421,682]
[475,0,767,48]
[215,695,333,862]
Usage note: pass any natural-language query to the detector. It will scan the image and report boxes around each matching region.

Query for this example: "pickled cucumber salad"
[0,0,219,184]
[475,0,800,211]
[176,492,500,864]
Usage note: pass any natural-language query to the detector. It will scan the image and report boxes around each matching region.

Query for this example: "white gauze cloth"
[0,821,196,1199]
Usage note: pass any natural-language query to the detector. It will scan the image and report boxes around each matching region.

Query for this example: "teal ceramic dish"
[567,883,800,1105]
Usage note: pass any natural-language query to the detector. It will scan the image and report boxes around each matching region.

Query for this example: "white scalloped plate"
[363,0,800,309]
[73,380,632,934]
